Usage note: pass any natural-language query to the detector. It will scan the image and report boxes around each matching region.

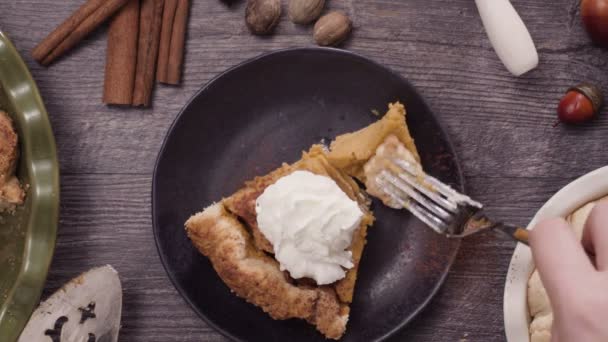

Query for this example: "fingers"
[582,201,608,271]
[551,322,560,342]
[529,218,594,301]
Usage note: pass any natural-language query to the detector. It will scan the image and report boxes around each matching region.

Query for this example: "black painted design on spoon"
[44,316,68,342]
[79,302,96,323]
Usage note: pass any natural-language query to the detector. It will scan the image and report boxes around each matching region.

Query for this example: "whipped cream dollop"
[255,170,364,285]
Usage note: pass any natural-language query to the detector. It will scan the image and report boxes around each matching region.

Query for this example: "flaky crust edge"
[185,202,349,339]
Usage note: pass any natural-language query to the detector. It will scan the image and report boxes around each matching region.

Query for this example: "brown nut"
[558,83,604,124]
[581,0,608,48]
[288,0,325,25]
[246,0,282,35]
[313,11,352,46]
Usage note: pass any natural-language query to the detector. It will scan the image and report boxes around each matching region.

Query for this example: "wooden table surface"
[1,0,607,341]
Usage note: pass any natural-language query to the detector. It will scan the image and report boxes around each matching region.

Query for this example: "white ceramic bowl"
[503,166,608,341]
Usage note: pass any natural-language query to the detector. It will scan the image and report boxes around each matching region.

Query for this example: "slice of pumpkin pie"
[185,102,419,339]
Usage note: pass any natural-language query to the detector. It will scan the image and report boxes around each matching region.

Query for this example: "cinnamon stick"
[157,0,189,84]
[157,0,178,83]
[132,0,165,106]
[32,0,131,66]
[103,0,140,105]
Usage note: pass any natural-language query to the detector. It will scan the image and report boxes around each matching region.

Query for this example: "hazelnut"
[288,0,325,25]
[246,0,282,35]
[557,83,604,124]
[313,11,352,47]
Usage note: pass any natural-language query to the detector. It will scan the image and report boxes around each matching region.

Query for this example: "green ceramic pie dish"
[0,31,59,342]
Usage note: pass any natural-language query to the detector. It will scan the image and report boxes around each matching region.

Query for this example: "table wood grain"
[1,0,607,341]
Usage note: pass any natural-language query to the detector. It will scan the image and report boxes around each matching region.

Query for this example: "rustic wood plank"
[1,0,606,341]
[0,0,606,177]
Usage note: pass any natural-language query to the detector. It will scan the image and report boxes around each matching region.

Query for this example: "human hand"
[529,201,608,342]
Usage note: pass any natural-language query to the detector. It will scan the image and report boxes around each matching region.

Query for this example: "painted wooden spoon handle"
[475,0,539,76]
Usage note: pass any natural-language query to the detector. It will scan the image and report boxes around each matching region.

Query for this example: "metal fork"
[374,156,529,245]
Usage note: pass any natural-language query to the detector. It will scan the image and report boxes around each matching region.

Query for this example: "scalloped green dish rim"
[0,31,60,341]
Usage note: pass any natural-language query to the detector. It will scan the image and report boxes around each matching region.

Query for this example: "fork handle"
[495,224,529,245]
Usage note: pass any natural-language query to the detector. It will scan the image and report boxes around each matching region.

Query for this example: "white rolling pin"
[475,0,539,76]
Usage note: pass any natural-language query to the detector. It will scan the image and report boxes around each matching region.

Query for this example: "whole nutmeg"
[288,0,325,25]
[581,0,608,48]
[557,83,604,124]
[313,11,352,46]
[246,0,282,35]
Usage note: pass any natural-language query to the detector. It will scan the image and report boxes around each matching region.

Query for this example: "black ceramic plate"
[153,48,463,342]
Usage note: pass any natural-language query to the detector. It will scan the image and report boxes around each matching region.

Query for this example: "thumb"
[529,218,594,304]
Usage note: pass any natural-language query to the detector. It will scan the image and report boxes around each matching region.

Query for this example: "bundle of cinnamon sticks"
[32,0,190,107]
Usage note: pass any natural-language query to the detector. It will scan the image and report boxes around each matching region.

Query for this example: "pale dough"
[527,196,608,342]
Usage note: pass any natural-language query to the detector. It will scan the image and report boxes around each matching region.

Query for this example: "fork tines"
[375,156,482,235]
